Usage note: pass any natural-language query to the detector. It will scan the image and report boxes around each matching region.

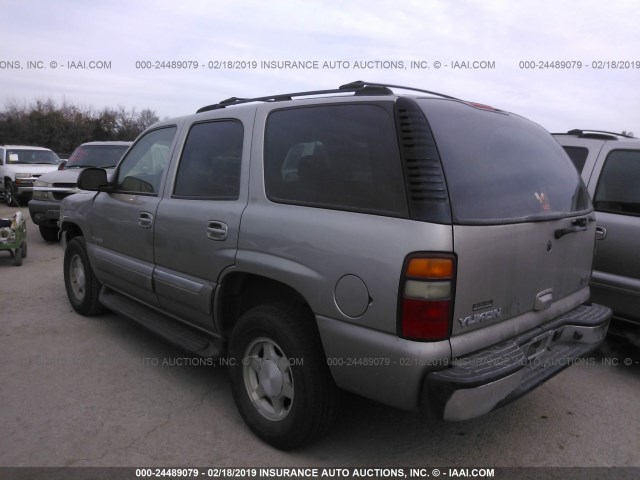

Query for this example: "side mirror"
[78,168,110,192]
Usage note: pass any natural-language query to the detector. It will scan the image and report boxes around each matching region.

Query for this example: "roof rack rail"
[560,129,637,140]
[196,80,461,113]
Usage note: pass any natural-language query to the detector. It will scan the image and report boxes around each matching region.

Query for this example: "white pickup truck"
[0,145,61,206]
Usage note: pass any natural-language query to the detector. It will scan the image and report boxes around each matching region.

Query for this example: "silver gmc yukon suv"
[59,81,611,449]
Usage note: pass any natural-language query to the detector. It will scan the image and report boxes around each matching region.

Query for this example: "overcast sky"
[2,0,639,135]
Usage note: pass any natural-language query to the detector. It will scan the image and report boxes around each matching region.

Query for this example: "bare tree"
[137,108,160,131]
[0,99,159,153]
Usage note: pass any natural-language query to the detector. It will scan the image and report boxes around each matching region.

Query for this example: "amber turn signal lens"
[406,258,453,279]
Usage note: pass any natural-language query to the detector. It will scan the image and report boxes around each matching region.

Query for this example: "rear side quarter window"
[264,104,408,217]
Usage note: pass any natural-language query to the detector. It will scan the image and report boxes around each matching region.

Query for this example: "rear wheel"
[39,225,60,242]
[64,237,105,315]
[228,303,338,450]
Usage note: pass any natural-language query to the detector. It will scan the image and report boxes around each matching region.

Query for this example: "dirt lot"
[1,203,639,473]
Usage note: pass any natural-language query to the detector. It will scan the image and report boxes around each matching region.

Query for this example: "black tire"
[228,303,338,450]
[21,241,27,258]
[63,237,105,315]
[4,181,17,207]
[39,225,60,242]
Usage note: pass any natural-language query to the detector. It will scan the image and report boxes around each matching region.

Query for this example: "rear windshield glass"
[68,145,130,168]
[418,99,591,224]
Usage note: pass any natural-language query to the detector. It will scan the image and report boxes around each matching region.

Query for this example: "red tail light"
[398,254,456,341]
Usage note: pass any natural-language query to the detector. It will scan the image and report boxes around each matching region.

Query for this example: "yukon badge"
[458,307,503,328]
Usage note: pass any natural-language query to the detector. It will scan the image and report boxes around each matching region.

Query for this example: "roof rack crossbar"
[196,80,461,113]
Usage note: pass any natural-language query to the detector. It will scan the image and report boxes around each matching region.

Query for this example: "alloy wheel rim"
[242,337,294,421]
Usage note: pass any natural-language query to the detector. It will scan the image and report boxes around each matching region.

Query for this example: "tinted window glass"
[418,99,591,224]
[174,121,243,199]
[116,127,176,194]
[594,149,640,216]
[264,104,408,217]
[562,146,589,173]
[67,145,130,168]
[6,149,59,165]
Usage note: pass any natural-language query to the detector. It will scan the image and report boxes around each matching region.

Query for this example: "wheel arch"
[60,221,84,244]
[215,272,315,339]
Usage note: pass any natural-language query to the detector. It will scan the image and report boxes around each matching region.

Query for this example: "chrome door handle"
[206,221,228,241]
[138,212,153,229]
[595,226,607,240]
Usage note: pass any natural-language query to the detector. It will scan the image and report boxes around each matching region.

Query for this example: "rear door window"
[264,104,408,217]
[594,149,640,216]
[418,99,591,224]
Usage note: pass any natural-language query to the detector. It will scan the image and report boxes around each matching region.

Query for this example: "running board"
[99,287,224,358]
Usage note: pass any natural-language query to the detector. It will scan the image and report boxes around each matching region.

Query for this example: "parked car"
[28,141,132,241]
[0,145,61,206]
[60,81,611,449]
[553,129,640,328]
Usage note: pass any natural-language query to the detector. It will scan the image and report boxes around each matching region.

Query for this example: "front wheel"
[4,181,17,206]
[228,303,338,450]
[63,237,105,315]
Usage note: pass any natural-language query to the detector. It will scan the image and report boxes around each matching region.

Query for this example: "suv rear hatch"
[416,98,595,356]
